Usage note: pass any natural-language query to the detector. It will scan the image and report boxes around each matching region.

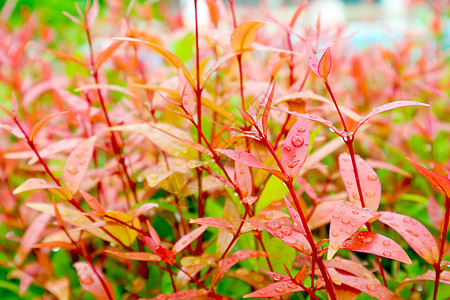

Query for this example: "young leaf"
[79,190,104,215]
[318,47,332,82]
[395,270,450,294]
[328,203,380,260]
[189,217,235,231]
[32,241,77,251]
[262,81,276,137]
[236,106,257,127]
[86,0,99,28]
[134,203,159,217]
[283,196,305,234]
[13,178,73,200]
[406,158,450,198]
[280,118,309,179]
[73,262,114,300]
[341,231,412,264]
[235,160,253,200]
[179,68,196,115]
[354,101,430,133]
[338,273,402,300]
[378,211,439,264]
[260,267,291,281]
[105,250,161,262]
[28,111,69,142]
[63,136,97,194]
[172,225,208,254]
[243,281,304,298]
[306,42,321,79]
[230,21,266,51]
[215,149,288,181]
[427,196,444,230]
[94,40,124,71]
[339,153,381,211]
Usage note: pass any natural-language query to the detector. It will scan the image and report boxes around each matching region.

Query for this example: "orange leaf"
[318,47,332,82]
[230,21,266,51]
[407,158,450,198]
[95,40,124,71]
[28,111,69,142]
[105,250,161,262]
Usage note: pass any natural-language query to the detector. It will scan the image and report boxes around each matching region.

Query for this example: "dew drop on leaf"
[383,250,391,257]
[275,286,286,293]
[291,135,304,147]
[341,218,350,225]
[366,283,376,291]
[331,231,338,237]
[287,160,300,168]
[331,242,339,250]
[284,145,291,151]
[367,174,378,181]
[79,275,93,285]
[383,240,390,247]
[287,282,298,289]
[364,237,373,244]
[281,229,292,236]
[297,127,306,133]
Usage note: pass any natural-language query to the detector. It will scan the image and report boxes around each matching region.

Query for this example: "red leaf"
[339,153,381,211]
[427,196,444,230]
[63,136,97,194]
[328,203,380,260]
[148,289,207,300]
[248,220,311,254]
[79,190,105,215]
[306,42,321,79]
[260,267,291,281]
[213,250,271,286]
[172,225,208,254]
[325,258,379,282]
[216,149,288,181]
[190,217,235,230]
[354,101,430,133]
[179,68,196,115]
[280,118,309,179]
[243,281,304,298]
[338,273,401,300]
[73,262,114,300]
[378,211,439,264]
[105,250,161,262]
[235,160,253,199]
[341,231,412,264]
[236,106,257,127]
[318,47,332,82]
[395,270,450,294]
[32,241,77,250]
[406,158,450,198]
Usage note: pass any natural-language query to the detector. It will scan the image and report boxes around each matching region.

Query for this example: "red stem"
[433,198,450,300]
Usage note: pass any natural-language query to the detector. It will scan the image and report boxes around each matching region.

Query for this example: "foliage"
[0,0,449,299]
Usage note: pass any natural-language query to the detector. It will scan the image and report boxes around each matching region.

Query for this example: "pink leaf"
[86,0,99,28]
[149,289,207,300]
[318,47,332,82]
[63,136,97,194]
[280,118,309,179]
[306,42,321,79]
[260,267,291,281]
[354,101,430,133]
[13,178,73,200]
[105,250,161,262]
[406,157,450,198]
[94,40,124,71]
[328,203,380,260]
[190,217,235,230]
[283,196,305,234]
[28,111,69,142]
[338,273,402,300]
[134,203,159,217]
[15,213,51,265]
[243,281,304,298]
[73,262,114,300]
[427,196,444,230]
[339,153,381,211]
[396,270,450,294]
[248,220,311,254]
[235,160,253,199]
[79,190,104,215]
[172,225,208,254]
[179,68,196,115]
[378,211,439,264]
[216,149,288,181]
[341,231,412,264]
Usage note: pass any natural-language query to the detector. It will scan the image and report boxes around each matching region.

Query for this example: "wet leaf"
[378,211,439,264]
[105,250,161,262]
[13,178,73,200]
[339,153,381,211]
[338,273,401,300]
[179,68,196,115]
[79,190,104,215]
[227,269,272,290]
[104,211,140,247]
[148,289,207,300]
[134,203,158,217]
[243,280,304,298]
[341,231,412,264]
[395,270,450,294]
[406,158,450,198]
[355,101,430,133]
[28,111,69,142]
[318,47,332,82]
[230,21,266,51]
[73,262,114,300]
[63,136,97,194]
[328,203,380,260]
[260,267,291,281]
[172,225,208,254]
[235,160,253,200]
[32,241,77,251]
[280,118,309,178]
[325,258,379,282]
[190,217,235,231]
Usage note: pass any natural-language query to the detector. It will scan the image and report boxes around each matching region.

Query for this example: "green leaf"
[256,175,289,213]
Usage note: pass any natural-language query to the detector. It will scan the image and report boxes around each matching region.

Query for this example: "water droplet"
[364,237,373,244]
[149,173,158,179]
[234,152,241,159]
[275,286,286,293]
[420,249,431,260]
[379,293,386,299]
[67,166,79,175]
[291,135,304,147]
[431,246,439,258]
[403,217,412,223]
[341,218,350,225]
[281,229,292,236]
[343,242,350,248]
[297,127,306,133]
[383,250,391,257]
[287,282,298,289]
[288,160,300,168]
[383,240,390,247]
[331,231,338,237]
[240,186,248,196]
[293,243,304,252]
[79,275,93,285]
[331,242,339,250]
[284,145,292,151]
[333,213,340,219]
[352,192,360,200]
[264,212,273,220]
[342,155,351,162]
[239,169,245,174]
[345,229,353,234]
[254,274,264,282]
[352,210,359,215]
[367,174,378,181]
[75,151,83,158]
[365,191,375,198]
[274,232,284,238]
[266,222,281,230]
[258,290,267,295]
[366,283,376,291]
[309,114,317,119]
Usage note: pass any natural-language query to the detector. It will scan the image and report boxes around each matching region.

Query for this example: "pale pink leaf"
[190,217,235,230]
[63,136,97,194]
[338,273,402,300]
[235,160,253,199]
[328,203,380,260]
[378,211,439,264]
[341,231,412,264]
[86,0,99,28]
[280,118,309,179]
[339,153,381,211]
[355,101,430,133]
[28,111,69,142]
[105,250,161,262]
[260,267,291,281]
[73,262,114,300]
[243,281,304,298]
[13,178,73,200]
[283,196,305,234]
[306,42,321,78]
[172,225,208,254]
[395,270,450,294]
[179,68,196,115]
[79,190,104,215]
[427,196,444,230]
[325,258,379,282]
[134,203,159,217]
